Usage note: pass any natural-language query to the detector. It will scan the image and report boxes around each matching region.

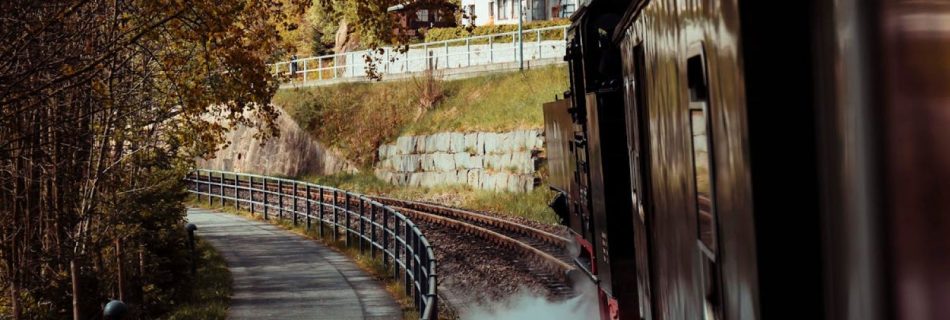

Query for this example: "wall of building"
[461,0,576,27]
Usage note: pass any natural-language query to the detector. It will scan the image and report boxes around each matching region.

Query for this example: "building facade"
[460,0,577,26]
[391,1,458,38]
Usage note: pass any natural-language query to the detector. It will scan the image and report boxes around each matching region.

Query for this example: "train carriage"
[544,0,950,319]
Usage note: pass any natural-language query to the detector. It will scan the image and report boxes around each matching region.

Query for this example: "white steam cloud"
[460,278,599,320]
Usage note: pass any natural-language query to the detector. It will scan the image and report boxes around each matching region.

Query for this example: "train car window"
[687,54,716,254]
[687,50,723,320]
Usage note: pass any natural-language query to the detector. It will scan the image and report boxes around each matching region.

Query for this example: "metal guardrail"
[185,169,437,320]
[272,25,569,83]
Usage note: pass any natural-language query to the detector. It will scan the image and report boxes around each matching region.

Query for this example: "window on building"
[499,0,507,19]
[417,9,429,22]
[489,1,494,18]
[532,0,546,20]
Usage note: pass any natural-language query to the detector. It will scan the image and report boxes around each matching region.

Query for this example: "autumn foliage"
[0,0,307,318]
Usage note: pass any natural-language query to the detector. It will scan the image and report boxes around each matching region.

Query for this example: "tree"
[0,0,307,318]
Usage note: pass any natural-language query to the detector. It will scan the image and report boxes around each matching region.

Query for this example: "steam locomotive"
[544,0,950,319]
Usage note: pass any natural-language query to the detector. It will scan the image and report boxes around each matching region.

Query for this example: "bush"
[424,19,570,43]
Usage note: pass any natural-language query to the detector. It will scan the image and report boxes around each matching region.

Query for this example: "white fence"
[272,25,569,83]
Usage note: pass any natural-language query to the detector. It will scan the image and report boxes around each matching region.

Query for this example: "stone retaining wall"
[374,130,543,192]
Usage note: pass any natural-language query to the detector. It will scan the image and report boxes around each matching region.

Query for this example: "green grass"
[302,172,561,225]
[273,65,567,168]
[402,66,567,135]
[163,238,232,320]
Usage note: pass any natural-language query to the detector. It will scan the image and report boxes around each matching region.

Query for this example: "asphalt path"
[186,208,401,319]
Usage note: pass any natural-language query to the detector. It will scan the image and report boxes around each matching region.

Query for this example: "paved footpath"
[186,208,402,320]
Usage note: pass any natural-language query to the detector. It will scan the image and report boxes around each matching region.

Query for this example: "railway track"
[197,175,578,302]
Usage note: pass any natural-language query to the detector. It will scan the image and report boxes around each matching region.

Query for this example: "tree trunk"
[10,281,21,320]
[116,238,124,302]
[71,259,80,320]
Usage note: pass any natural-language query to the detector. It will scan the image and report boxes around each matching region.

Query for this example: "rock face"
[198,109,355,177]
[374,130,543,192]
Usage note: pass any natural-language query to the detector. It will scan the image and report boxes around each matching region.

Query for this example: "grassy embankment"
[272,65,567,225]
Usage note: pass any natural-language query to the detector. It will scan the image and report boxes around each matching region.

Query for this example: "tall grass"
[273,65,568,168]
[164,239,232,320]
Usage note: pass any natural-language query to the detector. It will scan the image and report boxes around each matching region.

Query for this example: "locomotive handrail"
[185,169,438,320]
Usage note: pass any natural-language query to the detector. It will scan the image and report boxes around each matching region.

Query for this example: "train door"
[622,38,658,320]
[686,46,725,320]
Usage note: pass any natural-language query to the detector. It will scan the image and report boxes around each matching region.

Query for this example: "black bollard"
[186,223,198,275]
[103,300,127,320]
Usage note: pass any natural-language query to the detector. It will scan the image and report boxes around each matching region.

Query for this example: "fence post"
[371,205,377,259]
[277,180,284,220]
[319,187,325,238]
[303,59,308,82]
[344,192,351,247]
[205,171,212,206]
[404,222,412,297]
[234,174,240,209]
[263,178,269,220]
[332,190,338,240]
[393,218,400,279]
[466,38,471,67]
[537,29,542,59]
[444,41,449,68]
[333,55,338,79]
[218,172,224,206]
[292,182,298,227]
[513,33,517,61]
[359,198,365,254]
[489,36,494,63]
[382,208,389,270]
[306,184,312,231]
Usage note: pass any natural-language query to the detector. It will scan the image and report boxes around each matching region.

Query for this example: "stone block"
[449,132,466,153]
[453,152,470,169]
[432,153,456,172]
[414,136,427,154]
[465,133,480,154]
[395,136,414,155]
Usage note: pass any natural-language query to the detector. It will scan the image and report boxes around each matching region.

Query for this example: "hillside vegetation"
[274,65,567,168]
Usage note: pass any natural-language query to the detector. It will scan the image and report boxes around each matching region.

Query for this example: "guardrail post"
[319,187,325,238]
[489,37,493,63]
[404,222,412,297]
[218,172,224,205]
[277,180,284,220]
[332,190,338,240]
[393,218,400,280]
[234,174,240,209]
[382,208,389,270]
[466,38,471,67]
[413,231,421,310]
[359,198,365,254]
[263,178,269,220]
[206,171,212,206]
[344,192,351,248]
[537,29,542,59]
[370,205,377,259]
[512,33,517,61]
[248,176,255,214]
[305,184,312,231]
[292,182,298,227]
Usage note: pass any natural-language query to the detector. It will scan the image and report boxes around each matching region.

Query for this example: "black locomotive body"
[545,0,950,320]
